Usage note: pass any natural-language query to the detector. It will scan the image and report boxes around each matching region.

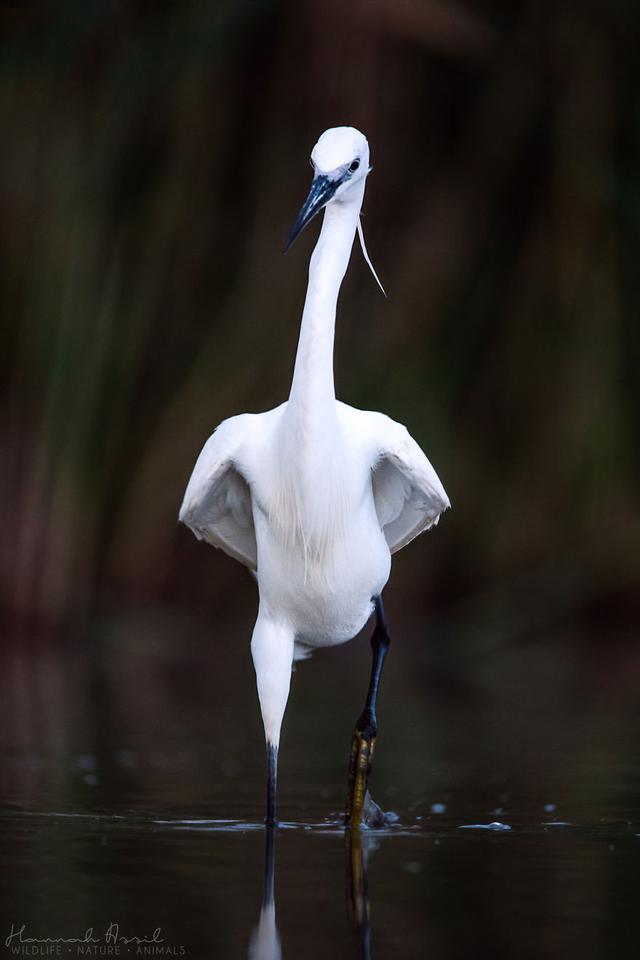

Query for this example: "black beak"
[284,174,340,252]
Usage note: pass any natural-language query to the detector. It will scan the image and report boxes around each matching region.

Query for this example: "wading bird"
[180,127,449,827]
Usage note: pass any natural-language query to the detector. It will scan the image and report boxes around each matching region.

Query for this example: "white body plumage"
[180,127,449,759]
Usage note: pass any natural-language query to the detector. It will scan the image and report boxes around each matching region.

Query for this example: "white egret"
[179,127,450,827]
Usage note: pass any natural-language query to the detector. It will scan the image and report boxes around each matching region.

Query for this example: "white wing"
[179,413,257,570]
[368,412,450,554]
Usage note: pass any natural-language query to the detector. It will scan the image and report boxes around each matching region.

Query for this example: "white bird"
[179,127,450,827]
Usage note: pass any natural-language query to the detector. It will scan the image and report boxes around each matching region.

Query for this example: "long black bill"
[284,174,339,252]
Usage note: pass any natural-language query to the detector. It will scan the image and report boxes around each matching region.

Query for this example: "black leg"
[345,596,390,827]
[265,743,278,826]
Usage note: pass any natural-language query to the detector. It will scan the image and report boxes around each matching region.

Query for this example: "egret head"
[285,126,370,251]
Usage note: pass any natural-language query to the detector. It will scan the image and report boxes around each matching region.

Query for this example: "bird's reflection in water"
[345,828,375,960]
[249,824,282,960]
[248,823,376,960]
[249,826,282,960]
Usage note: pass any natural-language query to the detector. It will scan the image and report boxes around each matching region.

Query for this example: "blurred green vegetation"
[1,0,639,629]
[1,13,639,952]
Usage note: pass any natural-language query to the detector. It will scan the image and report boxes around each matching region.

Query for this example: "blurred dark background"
[1,0,639,814]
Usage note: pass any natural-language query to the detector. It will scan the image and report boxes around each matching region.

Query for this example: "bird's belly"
[254,513,391,648]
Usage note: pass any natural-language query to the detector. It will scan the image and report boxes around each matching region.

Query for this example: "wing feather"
[370,415,450,554]
[179,414,257,569]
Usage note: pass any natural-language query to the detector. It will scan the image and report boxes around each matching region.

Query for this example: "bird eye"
[349,159,360,173]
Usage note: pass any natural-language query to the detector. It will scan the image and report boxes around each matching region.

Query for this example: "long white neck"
[288,184,364,419]
[274,184,365,576]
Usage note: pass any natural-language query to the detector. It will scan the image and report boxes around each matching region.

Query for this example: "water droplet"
[76,754,97,772]
[114,750,137,769]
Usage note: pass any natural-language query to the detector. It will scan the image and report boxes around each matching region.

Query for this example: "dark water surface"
[1,606,639,959]
[1,798,639,960]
